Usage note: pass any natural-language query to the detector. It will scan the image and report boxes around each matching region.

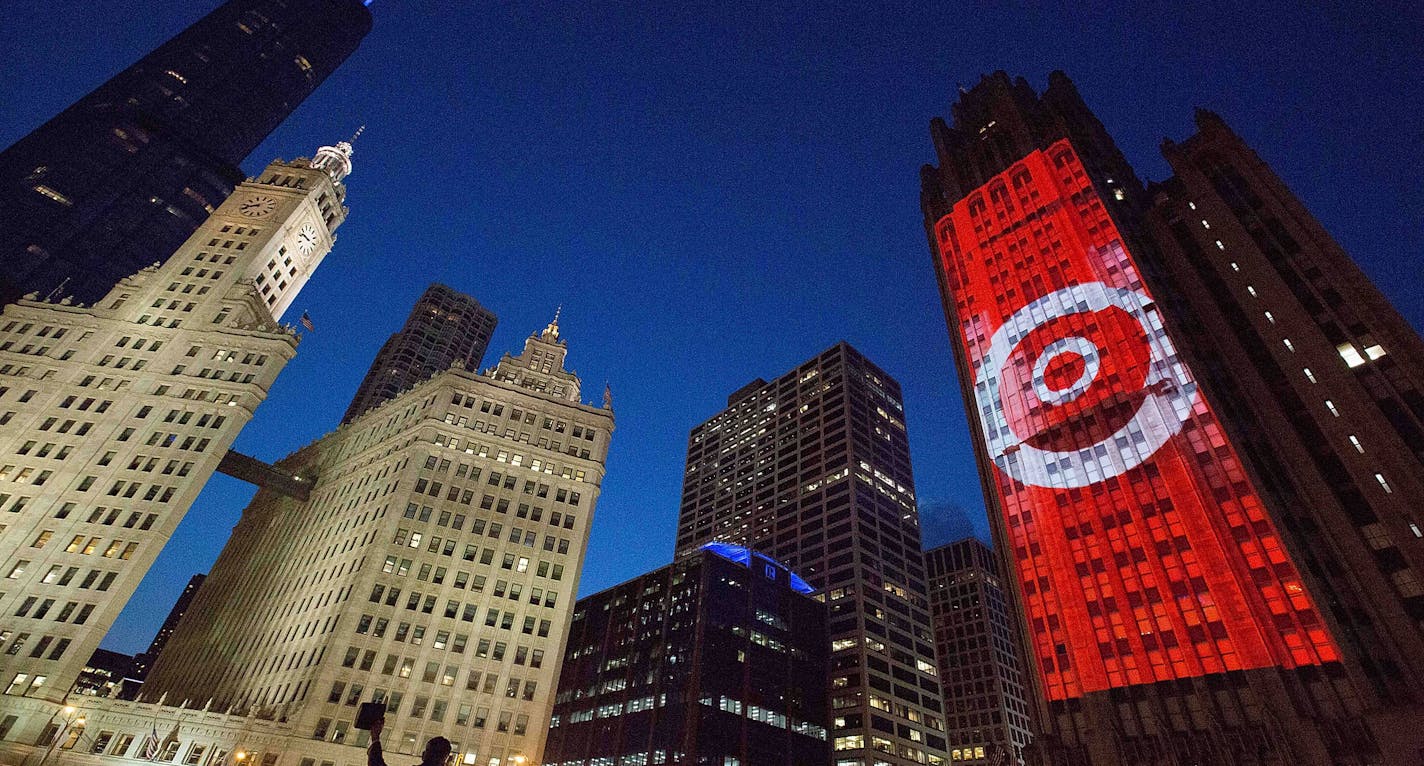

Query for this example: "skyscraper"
[342,284,498,424]
[0,0,372,306]
[924,538,1032,765]
[920,71,1424,764]
[544,543,830,766]
[675,342,949,766]
[144,317,613,766]
[0,136,355,724]
[132,573,207,679]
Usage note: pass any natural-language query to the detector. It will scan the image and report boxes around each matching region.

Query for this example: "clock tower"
[0,137,356,713]
[99,137,355,331]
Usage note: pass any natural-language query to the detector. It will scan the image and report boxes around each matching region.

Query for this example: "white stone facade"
[141,323,612,766]
[0,694,366,766]
[0,143,352,736]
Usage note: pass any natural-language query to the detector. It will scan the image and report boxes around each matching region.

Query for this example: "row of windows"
[438,415,595,463]
[0,631,73,663]
[313,700,529,744]
[340,639,546,672]
[0,321,69,338]
[13,594,96,624]
[393,525,572,560]
[374,562,560,606]
[405,494,578,531]
[450,393,599,441]
[330,666,539,703]
[3,560,116,590]
[145,431,213,452]
[355,602,553,637]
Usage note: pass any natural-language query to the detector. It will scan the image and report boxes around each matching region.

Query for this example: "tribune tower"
[921,72,1424,763]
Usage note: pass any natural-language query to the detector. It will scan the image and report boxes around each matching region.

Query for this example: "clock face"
[238,195,277,218]
[295,223,320,255]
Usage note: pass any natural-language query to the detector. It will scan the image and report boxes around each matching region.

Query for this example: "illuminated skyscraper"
[0,0,371,306]
[920,71,1424,764]
[0,136,355,722]
[676,343,949,766]
[544,543,829,766]
[924,538,1032,765]
[342,284,498,424]
[144,317,613,766]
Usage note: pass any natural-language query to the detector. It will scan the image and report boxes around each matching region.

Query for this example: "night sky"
[2,2,1420,655]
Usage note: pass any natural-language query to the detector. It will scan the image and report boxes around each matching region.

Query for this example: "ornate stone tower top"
[542,305,563,341]
[85,134,356,333]
[310,126,361,182]
[489,310,584,404]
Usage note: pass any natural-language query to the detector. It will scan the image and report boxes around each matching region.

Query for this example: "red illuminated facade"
[932,140,1338,701]
[922,72,1424,764]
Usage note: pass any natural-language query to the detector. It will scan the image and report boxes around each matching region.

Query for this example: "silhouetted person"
[368,717,452,766]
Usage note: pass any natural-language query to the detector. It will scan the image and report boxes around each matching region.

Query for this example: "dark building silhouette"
[133,573,206,679]
[925,538,1032,765]
[921,71,1424,764]
[675,343,948,765]
[0,0,372,306]
[74,648,139,698]
[340,283,498,423]
[544,543,829,766]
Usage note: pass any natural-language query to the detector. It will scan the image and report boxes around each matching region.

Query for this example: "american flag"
[299,311,315,332]
[140,723,160,760]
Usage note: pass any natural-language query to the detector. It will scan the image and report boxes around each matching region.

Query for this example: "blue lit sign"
[698,542,816,595]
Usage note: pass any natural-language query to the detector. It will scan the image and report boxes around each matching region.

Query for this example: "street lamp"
[234,750,248,766]
[35,706,84,766]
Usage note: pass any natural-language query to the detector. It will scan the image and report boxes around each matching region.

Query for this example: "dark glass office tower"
[341,283,498,423]
[925,538,1033,765]
[0,0,372,306]
[545,543,829,766]
[132,573,206,679]
[675,342,949,766]
[921,71,1424,764]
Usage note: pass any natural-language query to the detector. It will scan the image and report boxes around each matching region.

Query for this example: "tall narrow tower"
[921,71,1424,764]
[676,343,948,766]
[342,284,498,424]
[0,0,372,306]
[924,538,1033,765]
[0,137,354,718]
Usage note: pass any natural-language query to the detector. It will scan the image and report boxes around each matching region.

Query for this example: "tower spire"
[310,131,358,182]
[543,305,562,340]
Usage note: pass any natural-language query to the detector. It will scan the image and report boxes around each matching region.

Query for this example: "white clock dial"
[238,195,277,218]
[295,223,320,255]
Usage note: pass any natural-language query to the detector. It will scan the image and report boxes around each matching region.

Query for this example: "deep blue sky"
[2,2,1420,654]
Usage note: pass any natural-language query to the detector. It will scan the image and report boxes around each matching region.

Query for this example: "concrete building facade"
[675,342,948,766]
[142,318,613,766]
[0,138,354,724]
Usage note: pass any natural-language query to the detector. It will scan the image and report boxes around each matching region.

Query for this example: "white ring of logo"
[973,281,1198,489]
[1031,336,1101,406]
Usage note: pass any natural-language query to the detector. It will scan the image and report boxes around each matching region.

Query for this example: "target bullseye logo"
[973,281,1199,489]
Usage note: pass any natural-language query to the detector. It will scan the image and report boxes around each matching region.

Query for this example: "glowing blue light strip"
[698,542,816,595]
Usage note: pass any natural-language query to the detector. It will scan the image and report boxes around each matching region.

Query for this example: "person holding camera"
[367,717,453,766]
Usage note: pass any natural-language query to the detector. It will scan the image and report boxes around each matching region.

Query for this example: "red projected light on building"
[933,140,1339,700]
